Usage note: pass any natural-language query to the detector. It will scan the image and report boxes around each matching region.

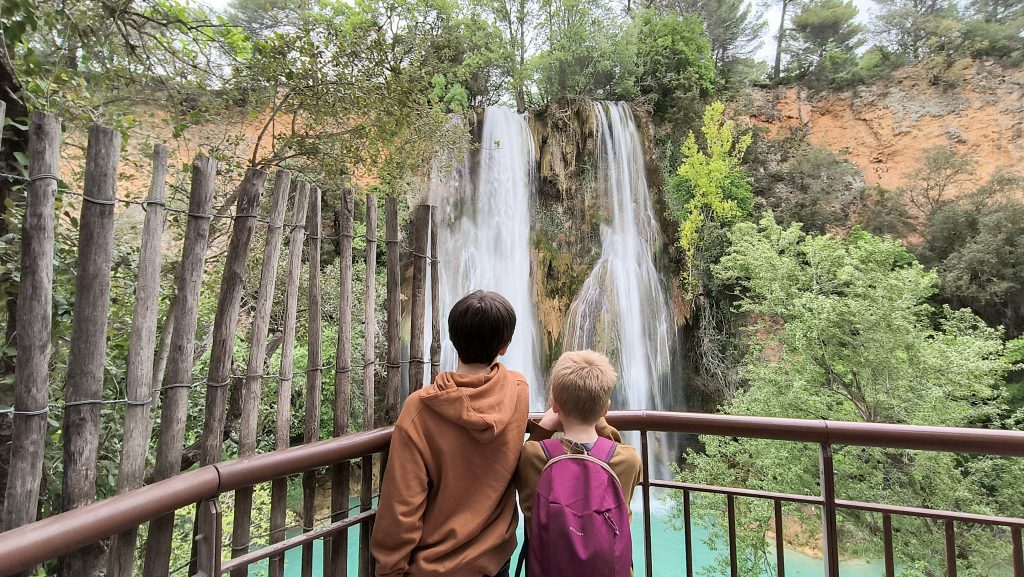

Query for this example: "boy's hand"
[538,408,562,432]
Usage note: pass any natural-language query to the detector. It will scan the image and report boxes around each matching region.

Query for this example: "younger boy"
[372,291,530,577]
[516,349,642,538]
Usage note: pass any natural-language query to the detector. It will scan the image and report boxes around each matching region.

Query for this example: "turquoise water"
[248,494,885,577]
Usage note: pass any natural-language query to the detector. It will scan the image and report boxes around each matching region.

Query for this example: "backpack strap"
[539,438,566,459]
[589,436,618,463]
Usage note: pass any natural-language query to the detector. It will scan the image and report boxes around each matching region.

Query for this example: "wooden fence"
[0,111,442,577]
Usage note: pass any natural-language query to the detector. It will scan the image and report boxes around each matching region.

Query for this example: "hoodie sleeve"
[371,425,429,577]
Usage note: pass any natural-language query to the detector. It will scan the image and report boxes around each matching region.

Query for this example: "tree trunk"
[774,0,789,80]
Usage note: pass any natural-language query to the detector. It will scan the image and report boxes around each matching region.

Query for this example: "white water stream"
[429,106,545,407]
[427,103,679,422]
[562,102,676,413]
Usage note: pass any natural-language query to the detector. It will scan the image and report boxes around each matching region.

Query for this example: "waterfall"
[563,101,677,414]
[429,106,545,407]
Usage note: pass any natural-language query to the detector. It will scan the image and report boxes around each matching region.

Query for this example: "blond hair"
[550,350,617,423]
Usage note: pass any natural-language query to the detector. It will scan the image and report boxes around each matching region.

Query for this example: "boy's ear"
[602,400,610,417]
[551,399,561,414]
[498,343,510,356]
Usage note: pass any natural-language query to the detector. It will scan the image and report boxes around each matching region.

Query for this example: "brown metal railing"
[1,411,1023,577]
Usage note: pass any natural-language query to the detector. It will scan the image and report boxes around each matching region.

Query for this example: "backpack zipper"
[602,512,620,535]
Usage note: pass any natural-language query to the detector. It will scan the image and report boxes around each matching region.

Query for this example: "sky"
[194,0,879,63]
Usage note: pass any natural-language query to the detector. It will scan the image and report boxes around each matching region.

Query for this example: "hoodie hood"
[419,363,522,443]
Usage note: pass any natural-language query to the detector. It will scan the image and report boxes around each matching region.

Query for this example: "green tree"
[785,0,865,88]
[681,215,1021,574]
[473,0,535,110]
[669,101,752,260]
[665,101,752,405]
[915,170,1024,339]
[531,0,634,102]
[660,0,767,84]
[631,10,717,127]
[748,138,865,233]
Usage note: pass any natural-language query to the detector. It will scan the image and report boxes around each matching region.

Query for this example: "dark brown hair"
[448,291,516,365]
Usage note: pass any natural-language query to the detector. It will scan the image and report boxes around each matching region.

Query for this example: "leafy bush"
[748,136,865,233]
[680,214,1022,574]
[630,10,717,129]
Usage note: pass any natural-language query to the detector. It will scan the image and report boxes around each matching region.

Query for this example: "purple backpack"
[520,436,632,577]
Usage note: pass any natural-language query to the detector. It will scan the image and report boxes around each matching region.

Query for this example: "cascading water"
[563,101,678,415]
[429,106,545,407]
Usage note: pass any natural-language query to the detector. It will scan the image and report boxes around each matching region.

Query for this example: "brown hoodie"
[371,363,529,577]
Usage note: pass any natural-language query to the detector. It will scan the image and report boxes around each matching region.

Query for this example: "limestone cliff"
[745,62,1024,190]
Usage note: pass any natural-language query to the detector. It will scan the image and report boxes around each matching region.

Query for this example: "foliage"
[669,101,752,261]
[678,215,1021,574]
[784,0,865,89]
[658,0,767,90]
[530,0,635,102]
[914,171,1024,339]
[630,10,717,129]
[747,135,865,233]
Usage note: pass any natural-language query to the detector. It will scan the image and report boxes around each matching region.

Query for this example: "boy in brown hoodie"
[371,291,530,577]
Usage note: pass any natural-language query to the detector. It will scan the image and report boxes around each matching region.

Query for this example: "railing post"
[774,499,785,577]
[194,498,222,577]
[819,443,839,577]
[683,489,693,577]
[945,519,958,577]
[1012,526,1023,577]
[726,494,738,577]
[640,431,653,577]
[882,513,895,577]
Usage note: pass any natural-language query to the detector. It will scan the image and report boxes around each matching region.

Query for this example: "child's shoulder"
[611,443,642,467]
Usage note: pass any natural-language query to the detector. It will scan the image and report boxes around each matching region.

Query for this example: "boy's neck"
[561,418,599,445]
[455,359,495,376]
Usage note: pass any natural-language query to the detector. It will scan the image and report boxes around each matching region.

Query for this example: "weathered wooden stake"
[302,187,323,577]
[329,187,355,577]
[58,125,119,577]
[187,167,266,574]
[269,181,310,577]
[199,168,266,468]
[106,145,169,577]
[359,194,378,577]
[408,205,431,392]
[142,156,216,577]
[430,206,441,382]
[231,170,290,577]
[2,112,59,539]
[383,197,401,424]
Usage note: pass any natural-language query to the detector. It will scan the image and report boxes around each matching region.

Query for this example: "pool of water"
[246,494,885,577]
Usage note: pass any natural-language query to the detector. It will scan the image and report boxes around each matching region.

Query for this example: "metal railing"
[0,411,1022,577]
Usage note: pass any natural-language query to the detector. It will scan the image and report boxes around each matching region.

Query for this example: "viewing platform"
[1,411,1022,577]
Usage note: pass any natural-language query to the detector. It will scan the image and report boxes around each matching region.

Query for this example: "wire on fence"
[0,172,300,227]
[0,369,347,416]
[5,173,444,262]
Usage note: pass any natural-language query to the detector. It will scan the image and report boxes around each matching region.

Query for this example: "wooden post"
[199,168,266,468]
[429,206,441,382]
[2,112,59,536]
[106,145,169,577]
[302,187,323,577]
[329,187,355,577]
[188,167,265,574]
[359,194,378,577]
[383,197,401,424]
[142,156,216,577]
[231,170,290,577]
[58,125,119,577]
[408,205,430,392]
[269,181,310,577]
